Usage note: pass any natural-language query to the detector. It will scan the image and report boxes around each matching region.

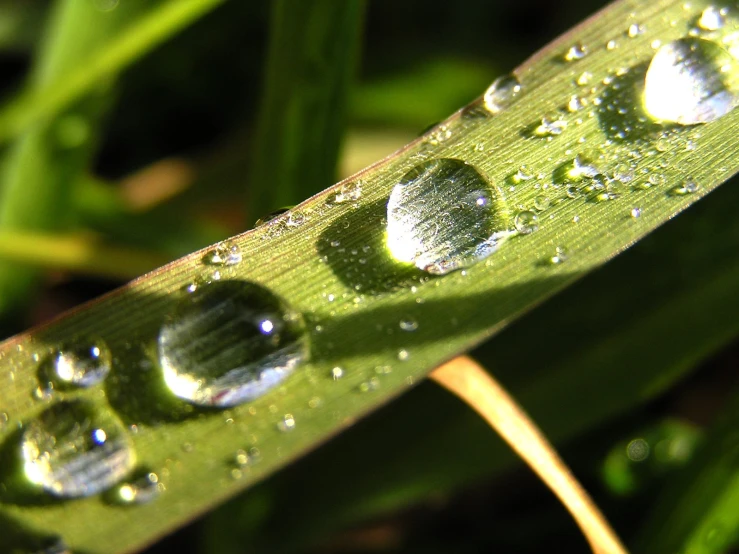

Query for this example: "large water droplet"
[697,6,726,31]
[49,338,111,388]
[158,279,307,407]
[644,37,739,124]
[483,74,522,114]
[386,159,510,275]
[22,400,134,498]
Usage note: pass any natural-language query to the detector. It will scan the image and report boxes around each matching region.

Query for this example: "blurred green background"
[0,0,737,552]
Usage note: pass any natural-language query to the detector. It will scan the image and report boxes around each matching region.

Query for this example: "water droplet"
[549,246,569,265]
[277,414,296,432]
[576,71,593,86]
[94,0,119,12]
[331,367,344,380]
[203,241,242,267]
[670,178,700,195]
[567,95,586,112]
[644,37,739,124]
[399,318,418,332]
[255,207,291,227]
[386,158,510,275]
[22,399,134,497]
[158,279,307,408]
[0,411,8,431]
[627,23,645,37]
[606,39,618,50]
[533,195,551,211]
[285,212,306,227]
[698,6,725,31]
[514,211,539,235]
[512,165,533,183]
[113,471,160,505]
[630,207,642,218]
[483,74,522,114]
[47,338,111,388]
[397,349,410,361]
[332,181,362,204]
[534,117,567,136]
[564,42,588,61]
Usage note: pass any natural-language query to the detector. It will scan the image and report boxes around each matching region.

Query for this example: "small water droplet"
[331,367,344,380]
[549,246,569,265]
[254,207,291,227]
[514,211,539,235]
[698,5,725,31]
[113,471,160,505]
[203,241,242,267]
[567,95,586,112]
[332,181,362,204]
[386,158,510,275]
[158,279,307,408]
[47,338,111,388]
[670,178,700,195]
[630,207,642,218]
[533,195,551,211]
[397,349,410,361]
[277,414,296,432]
[22,399,134,497]
[644,37,739,124]
[606,39,618,50]
[627,23,645,37]
[576,71,593,86]
[564,42,588,61]
[483,74,522,114]
[534,117,567,136]
[399,318,418,332]
[512,165,533,183]
[285,212,306,227]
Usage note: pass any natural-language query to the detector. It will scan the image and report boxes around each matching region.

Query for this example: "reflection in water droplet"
[644,37,739,124]
[483,74,522,114]
[158,279,307,408]
[564,42,588,61]
[114,471,160,505]
[22,400,134,497]
[514,211,539,235]
[50,338,111,388]
[386,158,510,275]
[203,241,242,267]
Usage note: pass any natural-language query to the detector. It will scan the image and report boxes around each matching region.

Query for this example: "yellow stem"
[430,356,628,554]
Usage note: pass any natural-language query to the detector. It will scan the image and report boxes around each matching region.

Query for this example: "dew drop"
[48,338,111,388]
[331,366,344,380]
[698,6,725,31]
[397,349,410,361]
[332,181,362,204]
[254,207,291,227]
[567,95,586,112]
[627,23,645,37]
[158,279,307,408]
[533,195,551,211]
[386,158,510,275]
[22,399,134,498]
[549,246,569,265]
[399,317,419,332]
[277,414,296,432]
[113,471,160,505]
[626,438,650,461]
[514,211,539,235]
[534,117,567,136]
[576,71,593,86]
[644,37,739,124]
[203,241,242,267]
[630,207,642,218]
[564,42,588,61]
[512,165,533,183]
[670,178,700,195]
[483,74,522,114]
